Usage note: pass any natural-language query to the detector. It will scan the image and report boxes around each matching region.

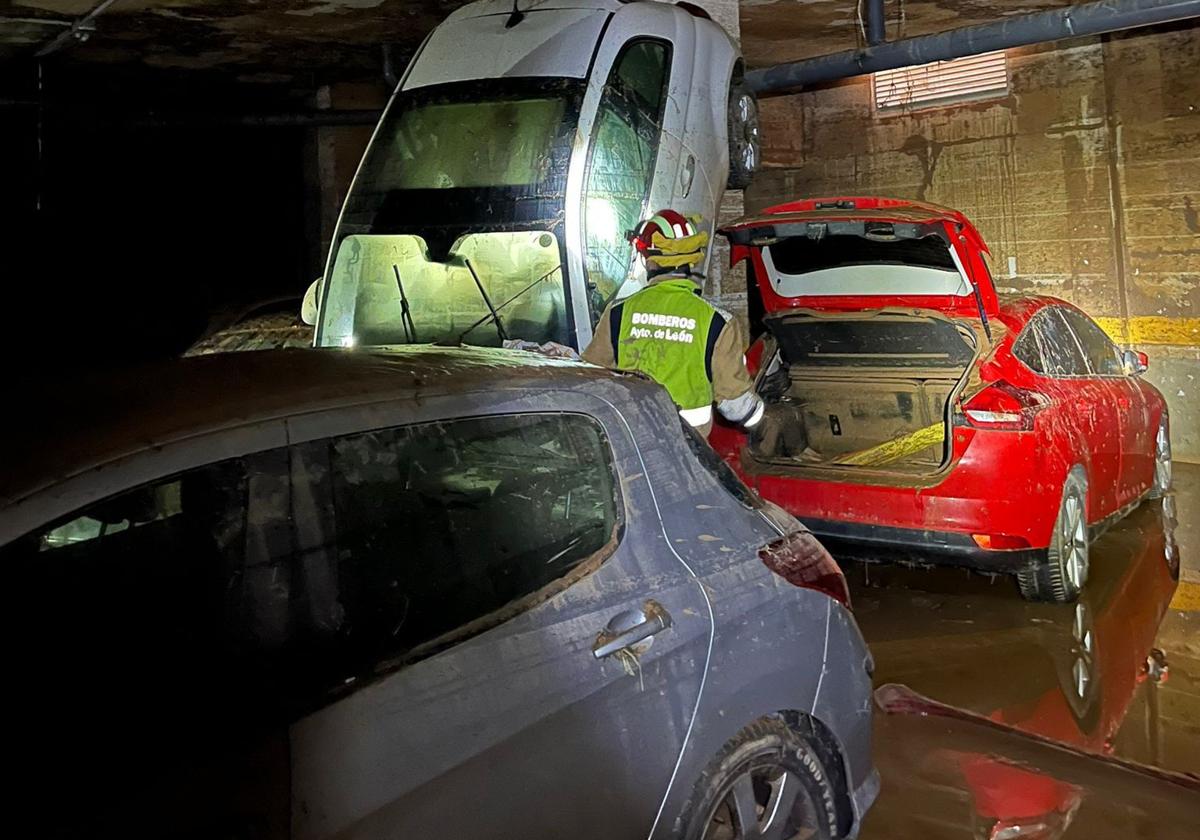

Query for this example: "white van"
[307,0,758,351]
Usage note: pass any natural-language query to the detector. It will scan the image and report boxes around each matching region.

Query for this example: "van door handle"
[593,601,672,659]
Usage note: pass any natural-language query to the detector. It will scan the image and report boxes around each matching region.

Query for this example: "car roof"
[997,294,1071,323]
[2,346,649,513]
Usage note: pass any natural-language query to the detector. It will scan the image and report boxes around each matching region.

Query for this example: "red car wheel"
[1017,469,1089,603]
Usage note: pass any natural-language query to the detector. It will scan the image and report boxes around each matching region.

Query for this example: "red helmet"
[627,209,699,255]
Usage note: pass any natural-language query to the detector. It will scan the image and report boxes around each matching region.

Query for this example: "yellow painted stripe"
[1094,316,1200,346]
[1169,581,1200,612]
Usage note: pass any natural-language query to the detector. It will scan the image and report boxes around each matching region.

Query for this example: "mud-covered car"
[2,346,874,839]
[185,296,312,356]
[712,196,1171,603]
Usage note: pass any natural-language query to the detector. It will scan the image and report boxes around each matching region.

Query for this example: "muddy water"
[844,464,1200,838]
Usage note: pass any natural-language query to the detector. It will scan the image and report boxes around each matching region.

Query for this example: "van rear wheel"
[1017,470,1088,603]
[726,82,760,190]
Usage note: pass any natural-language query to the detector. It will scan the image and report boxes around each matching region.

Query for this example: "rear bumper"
[807,518,1043,573]
[846,768,881,839]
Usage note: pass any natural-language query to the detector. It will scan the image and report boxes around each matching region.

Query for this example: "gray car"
[1,346,876,840]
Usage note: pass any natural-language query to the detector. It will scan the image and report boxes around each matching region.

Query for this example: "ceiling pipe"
[749,0,1200,96]
[36,0,121,58]
[864,0,886,47]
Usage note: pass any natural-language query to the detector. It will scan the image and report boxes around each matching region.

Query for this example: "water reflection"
[845,496,1195,838]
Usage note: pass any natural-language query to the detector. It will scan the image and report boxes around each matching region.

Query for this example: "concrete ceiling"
[0,0,1089,85]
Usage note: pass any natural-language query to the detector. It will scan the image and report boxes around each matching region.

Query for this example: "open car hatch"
[721,197,999,335]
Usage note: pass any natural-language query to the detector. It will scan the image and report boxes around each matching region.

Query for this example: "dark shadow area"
[2,63,312,382]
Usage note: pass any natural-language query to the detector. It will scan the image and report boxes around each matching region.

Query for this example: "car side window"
[582,40,671,318]
[1019,308,1089,377]
[297,412,621,678]
[1058,308,1124,376]
[2,457,257,737]
[3,415,620,720]
[1011,322,1045,373]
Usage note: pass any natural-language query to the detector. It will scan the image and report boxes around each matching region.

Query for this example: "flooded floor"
[846,463,1200,839]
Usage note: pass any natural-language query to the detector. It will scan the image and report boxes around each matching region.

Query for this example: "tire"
[1147,416,1172,499]
[1017,469,1089,603]
[680,717,839,840]
[726,81,760,191]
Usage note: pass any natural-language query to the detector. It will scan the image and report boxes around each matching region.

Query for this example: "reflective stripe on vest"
[615,278,718,411]
[679,405,714,428]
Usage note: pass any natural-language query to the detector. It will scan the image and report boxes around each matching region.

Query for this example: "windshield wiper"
[393,264,418,343]
[439,263,563,346]
[461,257,509,342]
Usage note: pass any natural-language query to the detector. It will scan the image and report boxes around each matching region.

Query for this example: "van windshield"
[319,78,584,348]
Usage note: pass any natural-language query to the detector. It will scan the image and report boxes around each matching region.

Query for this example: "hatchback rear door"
[722,197,999,325]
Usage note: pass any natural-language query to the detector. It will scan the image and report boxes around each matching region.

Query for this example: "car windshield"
[319,78,584,347]
[319,231,567,348]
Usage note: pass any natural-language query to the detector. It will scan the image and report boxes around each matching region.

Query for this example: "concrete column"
[689,0,749,328]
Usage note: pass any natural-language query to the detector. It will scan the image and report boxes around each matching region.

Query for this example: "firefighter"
[582,209,764,435]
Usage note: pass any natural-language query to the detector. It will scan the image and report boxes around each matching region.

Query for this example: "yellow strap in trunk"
[831,422,944,467]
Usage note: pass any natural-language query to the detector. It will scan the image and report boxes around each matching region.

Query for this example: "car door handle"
[593,601,672,659]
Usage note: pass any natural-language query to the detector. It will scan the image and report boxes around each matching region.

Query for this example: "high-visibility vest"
[613,278,719,420]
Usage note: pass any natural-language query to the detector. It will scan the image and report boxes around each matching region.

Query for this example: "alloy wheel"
[1062,493,1088,591]
[703,766,823,840]
[1155,421,1172,493]
[736,94,760,174]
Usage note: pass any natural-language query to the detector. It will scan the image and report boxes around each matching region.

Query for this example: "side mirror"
[1123,349,1148,376]
[301,277,322,326]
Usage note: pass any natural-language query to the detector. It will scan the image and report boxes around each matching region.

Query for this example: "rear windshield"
[767,314,976,368]
[764,232,969,299]
[769,233,956,275]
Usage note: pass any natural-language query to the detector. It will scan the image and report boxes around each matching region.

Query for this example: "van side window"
[582,40,671,317]
[301,412,621,676]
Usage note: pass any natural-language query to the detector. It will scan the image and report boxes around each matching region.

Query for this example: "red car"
[710,196,1172,602]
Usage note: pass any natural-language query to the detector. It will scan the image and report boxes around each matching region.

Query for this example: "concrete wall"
[750,24,1200,462]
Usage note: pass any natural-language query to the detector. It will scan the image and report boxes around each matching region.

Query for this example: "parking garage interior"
[2,1,1198,838]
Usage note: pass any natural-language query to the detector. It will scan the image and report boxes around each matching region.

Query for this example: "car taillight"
[759,530,851,609]
[958,382,1048,431]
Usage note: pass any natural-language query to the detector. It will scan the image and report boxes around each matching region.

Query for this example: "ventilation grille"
[874,51,1009,113]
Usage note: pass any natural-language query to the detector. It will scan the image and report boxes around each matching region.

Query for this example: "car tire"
[680,717,839,840]
[726,81,760,191]
[1017,469,1089,603]
[1147,416,1172,499]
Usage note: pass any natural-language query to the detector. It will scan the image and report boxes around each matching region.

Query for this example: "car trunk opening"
[750,310,981,476]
